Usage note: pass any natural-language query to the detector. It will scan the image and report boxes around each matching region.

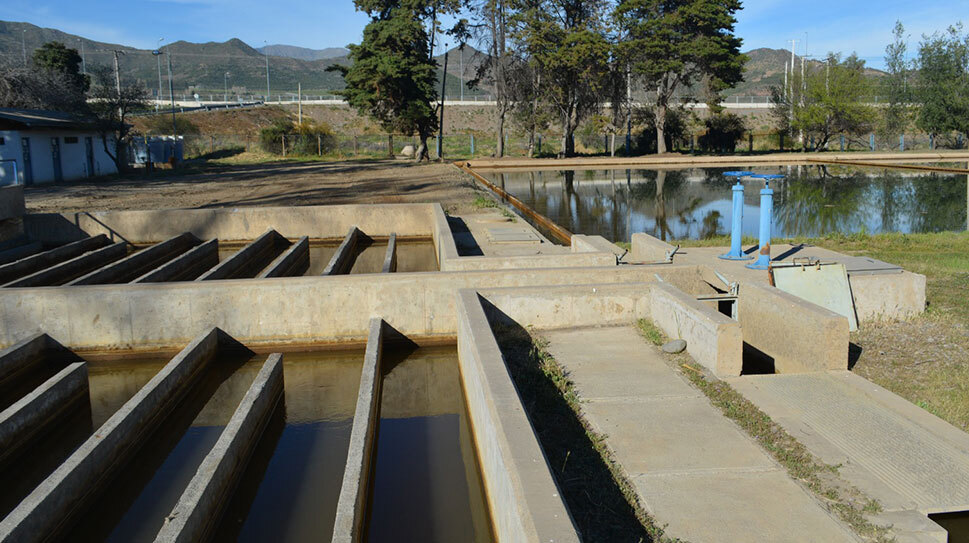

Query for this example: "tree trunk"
[415,132,430,162]
[388,134,395,158]
[655,103,668,154]
[496,110,505,157]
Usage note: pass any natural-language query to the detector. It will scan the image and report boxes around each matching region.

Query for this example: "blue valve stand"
[746,182,774,270]
[719,183,752,260]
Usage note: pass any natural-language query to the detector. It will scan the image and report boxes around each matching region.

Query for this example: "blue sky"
[2,0,966,68]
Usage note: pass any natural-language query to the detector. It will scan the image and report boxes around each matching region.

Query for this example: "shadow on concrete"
[446,216,484,257]
[848,342,864,371]
[742,342,776,375]
[482,299,659,542]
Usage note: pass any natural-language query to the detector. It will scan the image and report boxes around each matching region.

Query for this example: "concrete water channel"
[0,155,968,542]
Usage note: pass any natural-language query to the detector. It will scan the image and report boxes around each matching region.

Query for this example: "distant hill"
[258,44,349,61]
[0,20,882,100]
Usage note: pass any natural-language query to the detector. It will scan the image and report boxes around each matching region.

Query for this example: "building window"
[64,136,79,144]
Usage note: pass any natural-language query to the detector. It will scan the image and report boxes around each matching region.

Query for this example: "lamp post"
[224,72,230,103]
[437,43,449,161]
[21,29,27,66]
[156,38,164,107]
[264,41,270,103]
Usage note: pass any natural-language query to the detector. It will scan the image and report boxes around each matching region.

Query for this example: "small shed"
[0,108,118,186]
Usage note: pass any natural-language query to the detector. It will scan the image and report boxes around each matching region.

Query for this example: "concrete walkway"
[543,326,858,543]
[452,211,569,257]
[729,371,969,540]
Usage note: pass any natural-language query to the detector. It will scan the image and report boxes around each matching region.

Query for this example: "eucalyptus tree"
[882,21,911,136]
[614,0,746,154]
[509,0,612,157]
[915,24,969,140]
[469,0,515,156]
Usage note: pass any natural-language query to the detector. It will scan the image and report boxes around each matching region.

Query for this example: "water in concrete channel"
[366,345,493,543]
[484,165,969,243]
[69,350,265,542]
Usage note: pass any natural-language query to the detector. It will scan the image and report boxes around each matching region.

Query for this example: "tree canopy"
[915,25,969,137]
[32,41,90,94]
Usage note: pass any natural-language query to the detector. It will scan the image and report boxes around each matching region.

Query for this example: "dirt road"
[23,159,481,214]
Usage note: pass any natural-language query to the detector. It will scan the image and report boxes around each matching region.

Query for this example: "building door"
[50,137,63,183]
[20,137,33,186]
[85,137,95,177]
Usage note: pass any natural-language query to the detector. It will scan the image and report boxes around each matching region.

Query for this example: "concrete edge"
[331,317,384,543]
[133,239,219,283]
[68,233,201,286]
[154,352,284,542]
[0,234,110,285]
[442,251,616,272]
[322,226,361,276]
[0,332,50,385]
[257,236,309,278]
[631,232,676,262]
[0,327,223,542]
[381,233,397,273]
[649,282,743,377]
[3,242,127,288]
[0,361,88,464]
[430,204,460,269]
[571,234,624,258]
[455,288,580,543]
[197,229,283,281]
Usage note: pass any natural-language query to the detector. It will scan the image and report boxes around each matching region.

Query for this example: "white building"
[0,108,118,186]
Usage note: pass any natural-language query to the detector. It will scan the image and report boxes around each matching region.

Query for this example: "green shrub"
[259,119,335,156]
[699,112,747,153]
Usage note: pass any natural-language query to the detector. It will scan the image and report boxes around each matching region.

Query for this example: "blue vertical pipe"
[470,133,475,156]
[900,134,905,152]
[840,134,845,151]
[720,183,752,260]
[746,182,774,270]
[870,133,875,151]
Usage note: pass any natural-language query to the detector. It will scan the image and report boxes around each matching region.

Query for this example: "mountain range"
[0,20,882,100]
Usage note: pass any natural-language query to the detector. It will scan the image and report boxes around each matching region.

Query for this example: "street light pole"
[21,29,27,66]
[264,41,270,103]
[224,72,230,103]
[167,49,177,144]
[156,38,164,107]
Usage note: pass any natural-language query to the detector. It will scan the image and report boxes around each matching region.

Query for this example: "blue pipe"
[746,181,774,270]
[719,182,752,260]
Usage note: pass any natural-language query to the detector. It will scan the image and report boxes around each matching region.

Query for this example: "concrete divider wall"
[322,227,362,276]
[0,362,88,465]
[0,241,42,266]
[381,233,397,273]
[0,235,110,285]
[571,234,624,257]
[0,328,230,542]
[332,317,384,543]
[0,265,708,352]
[648,282,743,377]
[155,353,284,543]
[258,236,309,278]
[3,242,127,288]
[738,282,849,373]
[69,233,201,285]
[477,283,650,330]
[198,230,287,281]
[631,232,677,262]
[24,204,437,246]
[456,290,579,542]
[0,185,25,222]
[134,239,220,283]
[850,271,926,322]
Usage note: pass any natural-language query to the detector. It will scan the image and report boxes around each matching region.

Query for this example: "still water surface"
[484,165,969,242]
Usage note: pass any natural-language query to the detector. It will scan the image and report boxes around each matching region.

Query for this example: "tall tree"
[32,41,90,94]
[510,0,611,157]
[88,65,150,172]
[915,24,969,138]
[769,53,875,151]
[882,21,911,136]
[0,58,87,112]
[471,0,514,157]
[333,0,463,162]
[615,0,746,154]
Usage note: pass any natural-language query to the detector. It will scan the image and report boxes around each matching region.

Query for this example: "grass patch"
[471,194,517,220]
[492,322,677,542]
[635,318,893,542]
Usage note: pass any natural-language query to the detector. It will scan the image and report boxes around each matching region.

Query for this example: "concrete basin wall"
[456,289,580,542]
[850,270,926,322]
[0,265,711,352]
[738,282,849,373]
[0,185,25,222]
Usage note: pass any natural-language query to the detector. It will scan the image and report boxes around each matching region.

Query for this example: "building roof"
[0,108,92,130]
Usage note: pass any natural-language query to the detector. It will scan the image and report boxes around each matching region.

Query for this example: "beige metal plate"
[772,262,859,332]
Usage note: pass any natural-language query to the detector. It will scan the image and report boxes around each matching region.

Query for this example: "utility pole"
[111,50,126,117]
[156,38,164,107]
[626,65,632,156]
[78,39,86,74]
[264,41,270,103]
[459,45,464,101]
[298,82,302,124]
[167,49,177,146]
[437,44,449,161]
[21,29,27,66]
[225,72,230,103]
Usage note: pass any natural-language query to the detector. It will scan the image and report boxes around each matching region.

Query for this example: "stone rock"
[400,145,416,158]
[662,339,687,354]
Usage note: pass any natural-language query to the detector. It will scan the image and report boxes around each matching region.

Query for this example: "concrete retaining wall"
[478,283,649,330]
[3,242,127,288]
[456,290,579,542]
[0,362,88,465]
[648,282,743,377]
[850,271,926,322]
[332,318,384,543]
[23,204,436,246]
[631,232,677,262]
[738,282,849,373]
[155,353,283,542]
[257,236,309,278]
[0,264,708,352]
[69,233,201,285]
[0,235,110,285]
[0,328,232,542]
[134,239,220,283]
[0,185,25,222]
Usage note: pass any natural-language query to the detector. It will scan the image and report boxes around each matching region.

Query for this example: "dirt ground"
[23,159,484,214]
